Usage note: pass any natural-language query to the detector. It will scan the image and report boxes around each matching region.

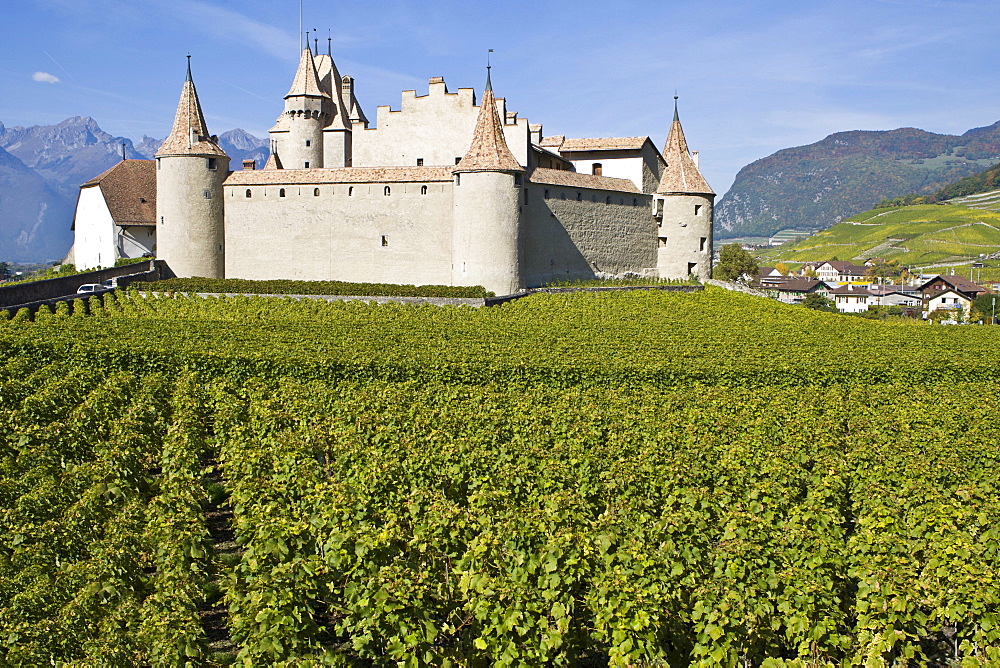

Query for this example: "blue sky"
[2,0,999,194]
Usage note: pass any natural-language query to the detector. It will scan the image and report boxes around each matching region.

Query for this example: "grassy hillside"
[759,203,1000,268]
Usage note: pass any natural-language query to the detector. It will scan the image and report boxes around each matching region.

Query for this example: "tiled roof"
[156,63,227,158]
[822,260,866,273]
[770,278,824,292]
[829,285,873,296]
[657,104,713,195]
[917,274,989,294]
[454,77,523,173]
[286,47,328,99]
[226,166,455,185]
[558,137,649,152]
[538,135,565,148]
[528,167,641,193]
[77,160,156,227]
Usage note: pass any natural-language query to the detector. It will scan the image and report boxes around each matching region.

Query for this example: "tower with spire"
[451,67,525,295]
[653,97,715,281]
[155,57,229,279]
[271,43,330,169]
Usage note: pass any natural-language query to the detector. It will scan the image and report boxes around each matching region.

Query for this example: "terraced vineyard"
[2,289,1000,665]
[760,203,1000,267]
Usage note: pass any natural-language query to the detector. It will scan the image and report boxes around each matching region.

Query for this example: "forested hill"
[717,121,1000,240]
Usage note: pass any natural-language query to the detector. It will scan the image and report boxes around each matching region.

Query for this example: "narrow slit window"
[544,189,550,199]
[420,185,428,195]
[279,188,286,197]
[305,140,311,147]
[695,204,703,215]
[304,161,310,168]
[524,189,529,205]
[381,235,389,247]
[417,158,424,166]
[245,189,252,198]
[455,157,462,165]
[348,186,354,196]
[314,188,320,196]
[384,186,391,196]
[700,237,707,252]
[203,189,212,199]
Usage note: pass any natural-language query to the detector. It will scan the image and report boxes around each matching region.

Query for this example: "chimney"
[242,159,257,171]
[530,124,542,145]
[692,150,700,168]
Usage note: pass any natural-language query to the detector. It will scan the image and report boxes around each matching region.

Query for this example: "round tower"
[281,45,329,169]
[452,70,524,296]
[654,97,715,281]
[155,58,229,279]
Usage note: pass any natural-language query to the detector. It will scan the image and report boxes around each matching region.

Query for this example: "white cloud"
[32,71,60,84]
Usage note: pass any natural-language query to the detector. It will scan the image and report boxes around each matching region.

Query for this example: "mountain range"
[0,117,269,262]
[716,121,1000,240]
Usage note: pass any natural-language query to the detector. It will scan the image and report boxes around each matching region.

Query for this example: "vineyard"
[2,289,1000,666]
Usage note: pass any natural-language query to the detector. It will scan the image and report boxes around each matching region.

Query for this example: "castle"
[80,47,715,295]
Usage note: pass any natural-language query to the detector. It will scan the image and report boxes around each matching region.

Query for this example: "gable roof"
[916,274,989,295]
[819,260,867,274]
[558,137,650,152]
[75,160,156,228]
[829,285,874,296]
[528,167,641,193]
[769,278,824,293]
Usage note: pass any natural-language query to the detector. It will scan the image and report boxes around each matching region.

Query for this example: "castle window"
[695,204,703,215]
[203,189,212,199]
[633,198,638,206]
[305,140,311,147]
[544,189,550,199]
[149,228,153,237]
[156,158,160,170]
[592,163,603,176]
[349,186,354,196]
[314,188,320,196]
[160,216,164,225]
[246,189,252,198]
[207,158,217,171]
[524,189,529,205]
[381,235,389,247]
[417,158,424,166]
[455,174,461,186]
[591,194,597,202]
[384,186,391,196]
[279,188,286,198]
[576,192,582,201]
[420,185,428,195]
[455,157,462,165]
[688,262,698,275]
[560,192,566,200]
[658,237,668,248]
[606,196,611,204]
[218,244,223,252]
[619,198,624,205]
[700,237,707,252]
[304,162,310,168]
[514,174,522,187]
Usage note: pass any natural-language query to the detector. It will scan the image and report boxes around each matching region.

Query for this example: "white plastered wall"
[224,181,455,285]
[73,186,116,270]
[352,80,530,168]
[567,157,644,190]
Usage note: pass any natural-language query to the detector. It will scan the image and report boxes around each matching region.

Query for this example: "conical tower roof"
[657,98,713,195]
[454,70,522,173]
[285,46,328,99]
[156,58,227,158]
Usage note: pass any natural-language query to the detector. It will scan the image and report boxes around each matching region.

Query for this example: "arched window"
[314,188,320,196]
[279,188,286,198]
[384,186,391,196]
[245,189,251,198]
[420,185,428,195]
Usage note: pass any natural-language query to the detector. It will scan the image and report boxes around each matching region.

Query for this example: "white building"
[71,160,156,270]
[829,284,873,313]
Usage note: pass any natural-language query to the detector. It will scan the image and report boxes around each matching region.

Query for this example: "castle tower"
[155,58,229,279]
[314,44,354,168]
[272,45,329,169]
[452,69,525,296]
[654,97,715,281]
